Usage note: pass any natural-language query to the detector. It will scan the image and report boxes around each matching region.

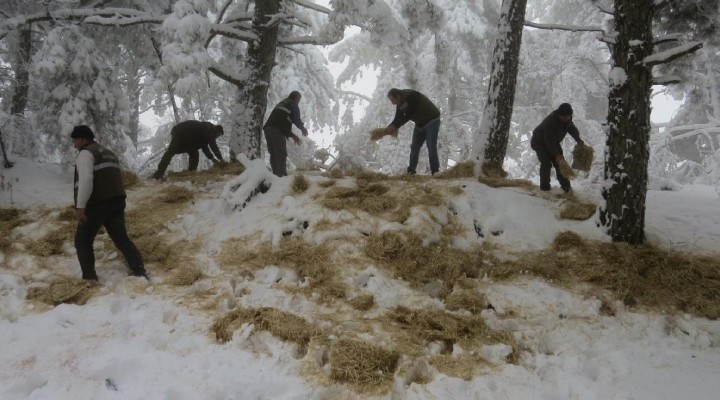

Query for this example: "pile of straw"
[330,339,399,386]
[349,294,375,311]
[26,225,73,257]
[211,307,322,345]
[322,168,344,179]
[369,128,396,141]
[27,277,100,306]
[571,143,594,172]
[435,161,475,179]
[121,170,140,189]
[0,208,23,250]
[292,174,310,193]
[365,231,483,294]
[557,158,576,179]
[322,183,395,215]
[387,306,493,345]
[559,202,597,220]
[477,162,534,188]
[444,289,487,314]
[167,266,204,286]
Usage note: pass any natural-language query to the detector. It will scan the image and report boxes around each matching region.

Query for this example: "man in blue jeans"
[72,125,147,281]
[383,88,442,175]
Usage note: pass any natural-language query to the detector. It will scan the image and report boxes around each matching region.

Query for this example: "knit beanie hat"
[557,103,573,116]
[70,125,95,139]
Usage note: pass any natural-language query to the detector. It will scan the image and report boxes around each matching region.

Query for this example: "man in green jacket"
[531,103,584,192]
[152,120,224,179]
[383,88,442,175]
[72,125,147,281]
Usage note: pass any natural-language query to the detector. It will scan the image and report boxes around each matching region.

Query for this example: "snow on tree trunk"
[228,0,280,160]
[471,0,527,174]
[598,0,655,245]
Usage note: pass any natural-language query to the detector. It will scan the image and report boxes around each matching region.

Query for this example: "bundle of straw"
[557,158,577,179]
[571,143,594,172]
[369,128,396,141]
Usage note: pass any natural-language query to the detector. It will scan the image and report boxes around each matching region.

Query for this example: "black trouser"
[75,196,146,280]
[154,141,199,178]
[264,126,288,177]
[533,144,570,191]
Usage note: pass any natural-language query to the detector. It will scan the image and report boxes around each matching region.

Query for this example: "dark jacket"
[531,111,583,157]
[390,89,441,129]
[74,142,125,207]
[170,120,223,160]
[264,98,305,137]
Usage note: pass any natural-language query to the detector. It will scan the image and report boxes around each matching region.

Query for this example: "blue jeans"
[408,118,441,174]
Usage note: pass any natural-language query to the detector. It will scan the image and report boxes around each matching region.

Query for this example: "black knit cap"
[557,103,573,116]
[70,125,95,139]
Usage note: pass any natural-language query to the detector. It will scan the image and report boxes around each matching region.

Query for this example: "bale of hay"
[559,202,596,220]
[571,143,594,172]
[292,174,310,193]
[557,158,576,179]
[330,339,399,386]
[481,162,508,179]
[435,161,475,179]
[552,231,586,251]
[370,128,396,141]
[349,294,375,311]
[27,278,99,306]
[167,266,204,286]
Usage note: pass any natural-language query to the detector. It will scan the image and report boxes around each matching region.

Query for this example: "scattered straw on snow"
[0,208,24,250]
[322,168,344,179]
[330,339,399,386]
[318,180,336,188]
[481,162,508,179]
[167,266,204,286]
[571,143,594,172]
[26,277,100,306]
[167,161,246,185]
[25,225,73,257]
[292,174,310,193]
[444,289,487,314]
[483,231,720,319]
[121,170,140,189]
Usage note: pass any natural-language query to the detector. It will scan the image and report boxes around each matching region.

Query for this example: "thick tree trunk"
[127,68,141,147]
[0,128,12,168]
[10,25,31,117]
[471,0,527,173]
[598,0,655,244]
[229,0,280,159]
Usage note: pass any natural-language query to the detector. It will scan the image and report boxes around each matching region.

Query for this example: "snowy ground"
[1,160,719,400]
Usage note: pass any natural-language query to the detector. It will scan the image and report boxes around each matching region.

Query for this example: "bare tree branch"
[208,63,247,87]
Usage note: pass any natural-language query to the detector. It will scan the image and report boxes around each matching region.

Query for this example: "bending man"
[153,120,224,179]
[383,88,442,175]
[530,103,584,192]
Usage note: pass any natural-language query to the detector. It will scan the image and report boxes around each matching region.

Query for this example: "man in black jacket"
[152,120,224,179]
[72,125,147,281]
[383,88,442,174]
[264,91,308,177]
[531,103,584,192]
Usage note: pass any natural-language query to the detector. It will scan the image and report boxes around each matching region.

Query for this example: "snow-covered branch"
[208,24,258,42]
[208,62,248,87]
[652,75,682,85]
[83,15,164,27]
[524,21,604,33]
[643,41,703,66]
[0,8,158,31]
[290,0,333,15]
[654,33,683,45]
[339,90,371,102]
[205,0,235,48]
[279,35,338,46]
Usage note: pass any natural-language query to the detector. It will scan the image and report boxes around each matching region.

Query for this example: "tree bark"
[598,0,655,244]
[10,24,31,117]
[228,0,280,159]
[471,0,527,173]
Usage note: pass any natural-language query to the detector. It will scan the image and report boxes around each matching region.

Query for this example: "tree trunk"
[10,25,31,117]
[471,0,527,173]
[126,67,141,147]
[0,128,12,168]
[598,0,655,244]
[228,0,280,159]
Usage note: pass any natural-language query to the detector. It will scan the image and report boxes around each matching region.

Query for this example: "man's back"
[171,120,216,151]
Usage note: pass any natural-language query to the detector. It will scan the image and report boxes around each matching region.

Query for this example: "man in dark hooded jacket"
[152,120,224,179]
[264,91,308,177]
[531,103,584,192]
[383,88,442,175]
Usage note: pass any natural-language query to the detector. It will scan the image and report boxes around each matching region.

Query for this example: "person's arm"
[200,144,214,160]
[75,150,94,221]
[209,138,223,161]
[567,122,583,144]
[290,102,308,136]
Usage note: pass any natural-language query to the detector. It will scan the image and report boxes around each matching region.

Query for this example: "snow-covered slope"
[1,161,719,400]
